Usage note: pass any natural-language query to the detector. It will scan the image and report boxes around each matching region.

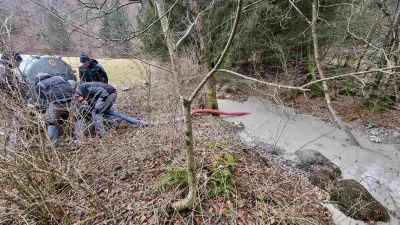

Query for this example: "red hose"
[192,109,250,116]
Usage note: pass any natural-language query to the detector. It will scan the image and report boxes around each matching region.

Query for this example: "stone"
[216,92,225,99]
[216,83,221,91]
[369,136,383,143]
[331,179,390,222]
[221,84,239,94]
[367,123,376,129]
[233,121,244,130]
[121,87,131,91]
[309,167,337,191]
[295,149,342,177]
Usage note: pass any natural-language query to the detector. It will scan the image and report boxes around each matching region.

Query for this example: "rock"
[369,128,379,136]
[216,92,225,99]
[233,121,244,129]
[295,149,342,177]
[216,83,221,91]
[369,136,383,143]
[221,84,239,94]
[121,87,131,91]
[309,167,337,191]
[331,179,390,222]
[367,122,377,129]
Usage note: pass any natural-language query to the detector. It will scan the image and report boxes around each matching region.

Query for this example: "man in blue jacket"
[79,54,108,83]
[35,73,74,146]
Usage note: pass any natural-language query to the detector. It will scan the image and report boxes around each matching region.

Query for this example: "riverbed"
[218,96,400,225]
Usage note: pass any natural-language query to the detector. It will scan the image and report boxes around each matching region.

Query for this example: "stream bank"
[218,96,400,225]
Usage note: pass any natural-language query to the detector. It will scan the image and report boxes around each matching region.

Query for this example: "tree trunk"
[171,98,196,210]
[311,0,360,147]
[206,75,218,110]
[190,0,218,110]
[391,7,400,103]
[154,0,182,94]
[171,0,242,211]
[377,0,400,91]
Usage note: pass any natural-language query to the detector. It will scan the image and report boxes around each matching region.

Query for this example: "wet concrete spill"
[218,96,400,225]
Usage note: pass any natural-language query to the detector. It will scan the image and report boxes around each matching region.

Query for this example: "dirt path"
[218,96,400,225]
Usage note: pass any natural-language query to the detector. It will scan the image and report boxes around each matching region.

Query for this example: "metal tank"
[18,55,77,88]
[0,54,77,99]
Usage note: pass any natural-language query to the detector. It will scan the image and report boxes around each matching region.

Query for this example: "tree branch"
[301,66,400,88]
[175,0,215,51]
[217,69,309,91]
[174,18,197,51]
[288,0,311,25]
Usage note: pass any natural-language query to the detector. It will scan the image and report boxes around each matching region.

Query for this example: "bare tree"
[152,0,242,211]
[153,0,182,94]
[289,0,360,146]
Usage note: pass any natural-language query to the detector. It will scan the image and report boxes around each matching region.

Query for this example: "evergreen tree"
[44,7,70,53]
[100,1,132,57]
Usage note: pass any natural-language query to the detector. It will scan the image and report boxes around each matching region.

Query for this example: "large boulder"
[295,149,341,177]
[331,179,390,222]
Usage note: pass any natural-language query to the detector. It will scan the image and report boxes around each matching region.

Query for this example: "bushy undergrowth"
[0,61,334,224]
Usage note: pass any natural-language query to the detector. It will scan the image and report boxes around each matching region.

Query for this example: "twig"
[302,66,400,88]
[217,69,309,91]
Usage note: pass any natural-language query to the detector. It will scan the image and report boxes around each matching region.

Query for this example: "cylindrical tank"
[0,54,77,100]
[18,55,77,90]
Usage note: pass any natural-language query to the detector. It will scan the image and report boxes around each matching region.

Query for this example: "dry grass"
[0,58,335,224]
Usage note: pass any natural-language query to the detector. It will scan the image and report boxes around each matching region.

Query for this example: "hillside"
[0,0,399,224]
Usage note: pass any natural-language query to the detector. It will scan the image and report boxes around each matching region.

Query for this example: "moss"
[206,90,218,110]
[224,153,235,172]
[331,179,390,222]
[207,153,237,197]
[162,167,188,189]
[256,195,265,202]
[206,75,219,111]
[345,115,360,122]
[204,139,223,152]
[180,147,187,153]
[208,167,236,197]
[309,168,337,191]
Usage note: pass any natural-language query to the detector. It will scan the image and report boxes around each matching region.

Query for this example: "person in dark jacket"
[0,52,23,95]
[35,73,74,146]
[75,82,117,138]
[79,54,108,83]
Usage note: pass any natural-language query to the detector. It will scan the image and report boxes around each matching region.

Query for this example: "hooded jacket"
[79,60,108,83]
[76,82,116,106]
[35,74,73,104]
